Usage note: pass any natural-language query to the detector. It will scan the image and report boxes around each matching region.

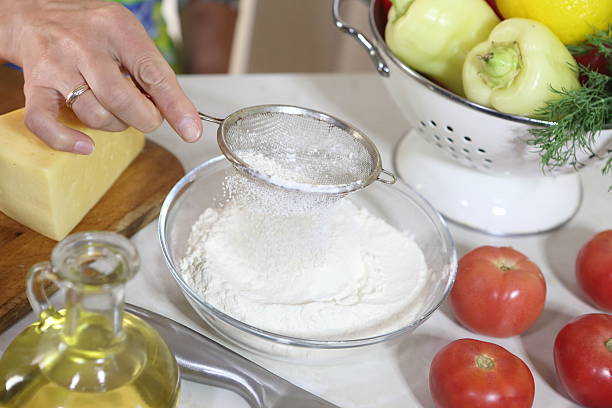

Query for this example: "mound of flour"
[180,194,429,340]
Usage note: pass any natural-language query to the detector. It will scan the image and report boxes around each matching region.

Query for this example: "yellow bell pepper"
[385,0,499,96]
[462,18,581,117]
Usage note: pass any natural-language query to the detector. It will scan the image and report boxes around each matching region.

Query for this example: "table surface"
[1,71,611,408]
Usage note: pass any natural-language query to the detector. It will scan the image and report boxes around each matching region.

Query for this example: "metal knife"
[125,304,341,408]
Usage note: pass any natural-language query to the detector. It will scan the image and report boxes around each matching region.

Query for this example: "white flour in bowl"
[180,194,429,340]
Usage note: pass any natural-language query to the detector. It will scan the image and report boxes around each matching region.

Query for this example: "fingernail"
[74,140,94,155]
[178,117,202,142]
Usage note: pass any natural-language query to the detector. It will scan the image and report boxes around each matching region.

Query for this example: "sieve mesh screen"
[220,109,380,194]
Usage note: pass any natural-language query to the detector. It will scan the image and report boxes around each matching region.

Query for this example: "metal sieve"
[199,105,396,194]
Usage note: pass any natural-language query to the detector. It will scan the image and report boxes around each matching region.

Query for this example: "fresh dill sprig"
[567,24,612,65]
[527,63,611,176]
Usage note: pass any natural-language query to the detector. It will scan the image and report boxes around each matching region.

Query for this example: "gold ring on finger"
[65,83,91,109]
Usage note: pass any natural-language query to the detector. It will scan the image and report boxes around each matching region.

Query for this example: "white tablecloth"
[2,73,610,408]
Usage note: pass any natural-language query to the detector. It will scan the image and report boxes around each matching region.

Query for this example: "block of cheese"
[0,108,144,241]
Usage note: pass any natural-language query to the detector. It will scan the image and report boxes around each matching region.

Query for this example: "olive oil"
[0,232,180,408]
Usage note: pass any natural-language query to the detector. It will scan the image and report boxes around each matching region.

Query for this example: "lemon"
[496,0,612,44]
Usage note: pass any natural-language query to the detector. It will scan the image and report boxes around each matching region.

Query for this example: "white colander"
[334,0,611,235]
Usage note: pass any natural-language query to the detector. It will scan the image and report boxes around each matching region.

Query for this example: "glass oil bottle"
[0,231,180,407]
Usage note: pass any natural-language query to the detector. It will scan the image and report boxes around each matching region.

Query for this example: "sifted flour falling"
[221,153,342,218]
[180,167,430,340]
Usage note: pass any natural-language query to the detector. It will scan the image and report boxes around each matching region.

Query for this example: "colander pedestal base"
[393,130,582,236]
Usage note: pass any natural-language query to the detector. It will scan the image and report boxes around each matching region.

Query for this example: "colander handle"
[377,168,397,184]
[332,0,390,77]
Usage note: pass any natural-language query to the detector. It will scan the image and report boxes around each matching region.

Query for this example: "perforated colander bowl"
[333,0,611,235]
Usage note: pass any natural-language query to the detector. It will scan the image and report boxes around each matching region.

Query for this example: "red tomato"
[429,338,535,408]
[575,48,611,77]
[576,230,612,311]
[554,314,612,408]
[382,0,393,14]
[449,246,546,337]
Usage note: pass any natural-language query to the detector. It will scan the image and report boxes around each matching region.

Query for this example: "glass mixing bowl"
[158,156,456,362]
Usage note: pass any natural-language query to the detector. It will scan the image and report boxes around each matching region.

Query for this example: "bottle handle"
[26,261,60,318]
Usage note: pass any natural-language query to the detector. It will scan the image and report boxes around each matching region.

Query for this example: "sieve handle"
[198,111,224,125]
[332,0,390,77]
[377,168,397,184]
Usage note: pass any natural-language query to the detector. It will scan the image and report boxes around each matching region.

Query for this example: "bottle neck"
[62,284,126,350]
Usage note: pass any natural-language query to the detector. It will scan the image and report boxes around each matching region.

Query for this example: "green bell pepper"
[462,18,581,117]
[385,0,499,96]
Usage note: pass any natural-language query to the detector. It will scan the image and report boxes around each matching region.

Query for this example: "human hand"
[0,0,202,154]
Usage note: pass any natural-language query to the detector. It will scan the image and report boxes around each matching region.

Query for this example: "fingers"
[23,85,95,155]
[78,58,163,133]
[52,68,128,132]
[16,0,200,151]
[67,85,128,132]
[110,26,202,142]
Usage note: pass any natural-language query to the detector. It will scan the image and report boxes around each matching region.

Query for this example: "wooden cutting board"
[0,65,185,333]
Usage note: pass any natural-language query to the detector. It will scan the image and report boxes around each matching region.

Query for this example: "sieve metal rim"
[214,104,385,195]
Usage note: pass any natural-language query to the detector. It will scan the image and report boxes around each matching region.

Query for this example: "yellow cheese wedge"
[0,108,144,241]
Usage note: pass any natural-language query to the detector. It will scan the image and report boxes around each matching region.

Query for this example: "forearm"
[180,0,237,73]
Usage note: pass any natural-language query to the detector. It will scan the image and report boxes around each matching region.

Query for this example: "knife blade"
[125,304,342,408]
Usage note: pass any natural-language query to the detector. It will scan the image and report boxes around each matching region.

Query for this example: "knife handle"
[125,304,338,408]
[125,303,268,407]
